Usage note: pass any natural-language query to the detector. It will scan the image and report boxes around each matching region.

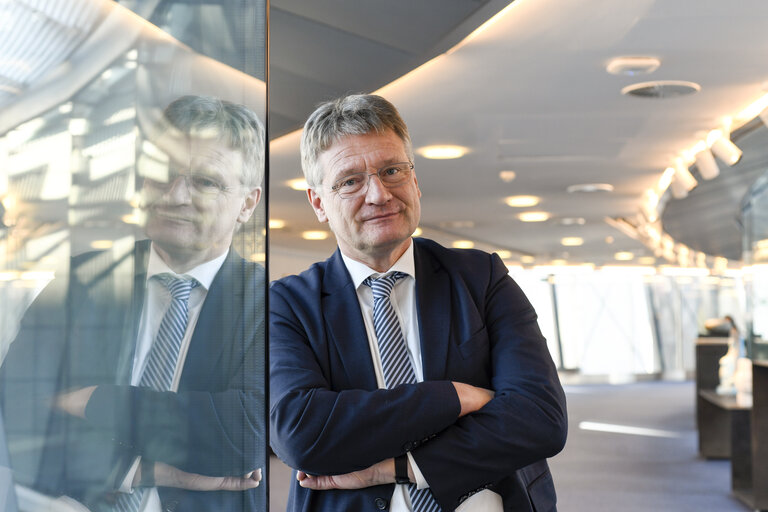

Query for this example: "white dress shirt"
[119,244,228,511]
[340,239,502,512]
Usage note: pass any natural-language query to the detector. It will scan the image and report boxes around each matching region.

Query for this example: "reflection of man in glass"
[0,95,266,511]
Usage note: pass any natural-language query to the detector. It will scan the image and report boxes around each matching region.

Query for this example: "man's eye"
[191,175,221,189]
[382,166,400,176]
[339,175,364,188]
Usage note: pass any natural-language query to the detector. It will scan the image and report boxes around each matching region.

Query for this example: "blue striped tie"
[114,274,198,512]
[364,272,441,512]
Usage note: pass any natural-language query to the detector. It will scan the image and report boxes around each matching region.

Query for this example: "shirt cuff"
[118,457,141,493]
[406,452,429,490]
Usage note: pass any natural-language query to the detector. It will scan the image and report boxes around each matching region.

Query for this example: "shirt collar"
[340,239,415,290]
[146,244,229,291]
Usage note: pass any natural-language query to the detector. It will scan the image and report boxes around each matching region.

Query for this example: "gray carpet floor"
[269,380,749,511]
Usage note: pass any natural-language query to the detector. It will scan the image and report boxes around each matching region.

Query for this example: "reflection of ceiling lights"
[505,195,539,207]
[417,145,468,159]
[68,118,89,136]
[302,230,328,240]
[566,183,614,193]
[561,237,583,246]
[269,219,286,229]
[287,178,308,191]
[452,240,474,249]
[614,251,634,261]
[91,240,114,250]
[606,56,661,76]
[518,211,549,222]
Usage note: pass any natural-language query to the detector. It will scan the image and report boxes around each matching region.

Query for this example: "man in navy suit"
[270,94,567,511]
[0,96,266,511]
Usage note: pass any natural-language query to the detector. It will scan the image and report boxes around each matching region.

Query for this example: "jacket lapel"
[181,249,241,388]
[321,249,378,391]
[414,240,452,381]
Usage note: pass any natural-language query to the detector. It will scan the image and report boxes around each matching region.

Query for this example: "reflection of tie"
[364,273,441,512]
[115,274,198,512]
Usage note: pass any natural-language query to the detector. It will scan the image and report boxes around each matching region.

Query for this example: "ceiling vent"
[621,80,700,99]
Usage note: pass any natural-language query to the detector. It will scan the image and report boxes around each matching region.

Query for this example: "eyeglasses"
[330,162,414,199]
[143,172,234,198]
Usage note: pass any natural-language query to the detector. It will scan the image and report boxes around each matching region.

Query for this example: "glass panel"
[743,172,768,361]
[0,1,266,511]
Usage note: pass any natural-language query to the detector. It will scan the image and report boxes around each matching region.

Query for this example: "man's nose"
[364,173,392,203]
[163,174,193,203]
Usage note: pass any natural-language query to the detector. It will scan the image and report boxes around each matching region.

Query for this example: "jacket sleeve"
[84,267,266,478]
[269,279,461,475]
[411,253,567,508]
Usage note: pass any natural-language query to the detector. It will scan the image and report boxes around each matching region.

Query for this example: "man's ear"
[237,186,262,224]
[307,188,329,223]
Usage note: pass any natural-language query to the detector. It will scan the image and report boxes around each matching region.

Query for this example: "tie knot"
[364,271,407,299]
[155,273,198,301]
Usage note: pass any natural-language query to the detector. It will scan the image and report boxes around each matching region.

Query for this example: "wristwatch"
[395,454,411,485]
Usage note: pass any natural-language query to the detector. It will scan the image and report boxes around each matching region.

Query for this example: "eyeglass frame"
[142,171,240,198]
[328,161,415,199]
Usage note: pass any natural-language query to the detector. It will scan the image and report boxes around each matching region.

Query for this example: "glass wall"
[0,1,266,511]
[513,266,744,379]
[743,171,768,361]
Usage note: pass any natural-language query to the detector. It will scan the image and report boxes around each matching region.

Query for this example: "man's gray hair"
[300,94,413,190]
[163,95,265,188]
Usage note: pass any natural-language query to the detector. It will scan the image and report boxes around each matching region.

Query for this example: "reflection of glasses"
[143,173,234,197]
[330,162,414,199]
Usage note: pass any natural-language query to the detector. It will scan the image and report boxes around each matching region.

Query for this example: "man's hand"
[452,382,494,417]
[154,461,261,491]
[54,386,97,418]
[297,458,395,490]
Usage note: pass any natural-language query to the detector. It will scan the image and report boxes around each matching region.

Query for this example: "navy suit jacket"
[0,241,266,511]
[270,238,567,512]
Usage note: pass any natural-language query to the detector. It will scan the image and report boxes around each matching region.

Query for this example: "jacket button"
[375,497,388,510]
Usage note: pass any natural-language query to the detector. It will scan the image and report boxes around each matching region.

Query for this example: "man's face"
[140,135,261,265]
[308,129,421,265]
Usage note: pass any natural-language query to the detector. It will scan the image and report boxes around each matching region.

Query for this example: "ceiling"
[268,0,768,271]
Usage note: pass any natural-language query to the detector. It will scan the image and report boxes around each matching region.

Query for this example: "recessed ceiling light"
[417,145,469,159]
[637,256,656,265]
[287,178,309,191]
[605,236,614,244]
[496,250,512,259]
[499,170,516,182]
[518,211,550,222]
[559,217,586,226]
[412,227,423,237]
[561,237,584,247]
[505,195,540,207]
[453,240,475,249]
[269,219,286,229]
[521,255,536,263]
[439,220,475,229]
[621,80,701,99]
[614,251,635,261]
[302,230,329,240]
[566,183,614,193]
[606,56,661,76]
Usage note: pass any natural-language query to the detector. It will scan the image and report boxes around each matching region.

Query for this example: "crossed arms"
[269,252,567,508]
